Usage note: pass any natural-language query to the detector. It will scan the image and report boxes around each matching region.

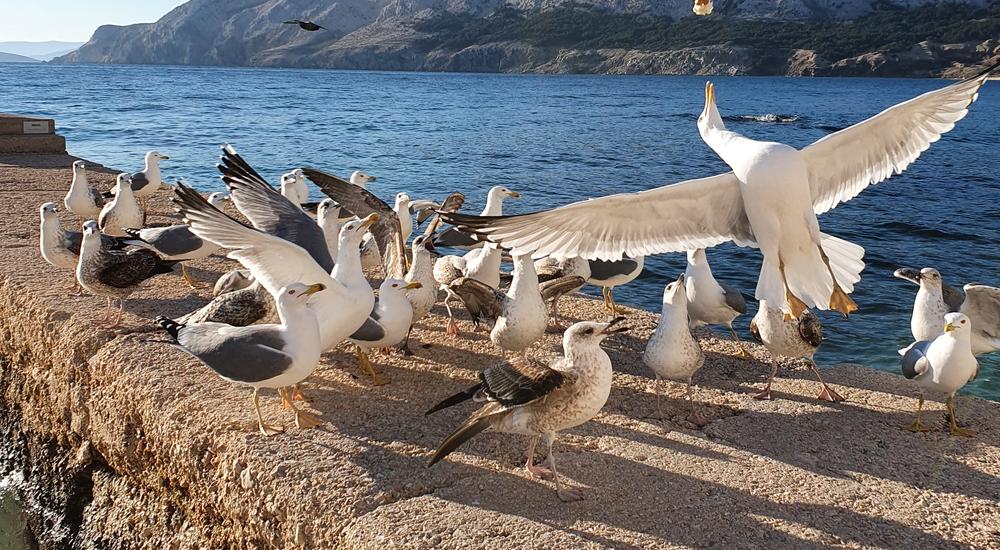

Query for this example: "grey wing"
[901,340,932,379]
[539,275,586,302]
[177,323,293,383]
[217,147,335,272]
[588,257,639,282]
[942,283,965,313]
[89,186,105,207]
[139,225,204,256]
[350,304,387,342]
[797,312,823,348]
[63,231,84,255]
[961,284,1000,348]
[450,277,505,325]
[301,167,406,277]
[721,283,747,315]
[421,192,465,238]
[409,200,440,225]
[96,249,157,288]
[130,171,151,192]
[434,226,480,248]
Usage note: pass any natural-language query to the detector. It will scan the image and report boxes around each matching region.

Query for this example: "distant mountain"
[0,41,83,61]
[53,0,1000,77]
[0,51,42,63]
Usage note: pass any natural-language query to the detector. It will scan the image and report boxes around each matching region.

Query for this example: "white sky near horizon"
[0,0,184,42]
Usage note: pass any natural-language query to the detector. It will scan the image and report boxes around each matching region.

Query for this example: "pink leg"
[753,361,779,400]
[544,437,583,502]
[686,380,707,427]
[524,437,554,480]
[93,297,113,326]
[809,360,846,403]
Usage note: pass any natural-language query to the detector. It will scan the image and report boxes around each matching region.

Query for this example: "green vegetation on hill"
[414,2,1000,60]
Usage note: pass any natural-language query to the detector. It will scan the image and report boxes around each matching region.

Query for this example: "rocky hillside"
[54,0,1000,77]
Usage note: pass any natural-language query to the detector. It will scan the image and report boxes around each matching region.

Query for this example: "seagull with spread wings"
[301,167,408,278]
[442,64,998,319]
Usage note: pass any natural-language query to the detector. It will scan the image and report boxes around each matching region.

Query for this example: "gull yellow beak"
[944,322,955,332]
[508,191,521,198]
[705,82,715,109]
[303,283,326,296]
[404,281,422,289]
[360,213,379,229]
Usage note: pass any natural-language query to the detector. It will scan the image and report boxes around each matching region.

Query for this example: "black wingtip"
[424,384,481,416]
[155,315,184,342]
[426,415,492,468]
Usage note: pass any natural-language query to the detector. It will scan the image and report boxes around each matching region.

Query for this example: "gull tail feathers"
[820,233,865,294]
[756,234,865,312]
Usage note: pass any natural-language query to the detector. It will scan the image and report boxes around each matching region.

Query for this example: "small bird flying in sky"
[283,19,325,31]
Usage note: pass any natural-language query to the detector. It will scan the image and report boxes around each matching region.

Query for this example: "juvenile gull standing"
[588,256,644,314]
[643,274,706,424]
[749,300,844,402]
[426,318,627,502]
[448,253,547,358]
[893,267,1000,356]
[39,203,122,293]
[400,235,440,353]
[121,192,226,288]
[900,312,979,436]
[104,151,169,206]
[685,248,749,357]
[76,220,176,327]
[441,66,997,317]
[98,174,144,237]
[348,278,422,385]
[157,282,327,435]
[63,160,104,218]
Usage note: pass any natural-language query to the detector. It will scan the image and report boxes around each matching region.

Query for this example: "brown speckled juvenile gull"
[426,318,627,502]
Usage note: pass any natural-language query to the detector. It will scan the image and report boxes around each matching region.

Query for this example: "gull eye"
[288,290,296,295]
[583,327,594,335]
[961,320,967,324]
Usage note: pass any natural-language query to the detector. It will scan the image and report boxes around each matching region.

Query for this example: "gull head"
[412,235,437,256]
[40,202,58,221]
[147,151,170,162]
[564,317,628,349]
[207,192,226,206]
[114,173,132,193]
[278,282,326,308]
[697,81,725,141]
[82,219,100,238]
[317,198,341,220]
[918,267,943,290]
[72,160,86,173]
[489,185,521,201]
[686,248,707,265]
[662,273,688,306]
[380,277,422,297]
[395,192,411,209]
[350,171,376,186]
[943,312,971,337]
[339,213,379,246]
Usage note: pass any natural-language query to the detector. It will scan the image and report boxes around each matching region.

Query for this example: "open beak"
[302,283,326,296]
[360,213,379,229]
[404,281,422,290]
[602,316,629,334]
[944,322,955,332]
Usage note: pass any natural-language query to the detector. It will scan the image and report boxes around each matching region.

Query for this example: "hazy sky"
[0,0,184,42]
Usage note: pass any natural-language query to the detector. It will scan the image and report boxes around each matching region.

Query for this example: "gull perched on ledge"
[441,63,998,318]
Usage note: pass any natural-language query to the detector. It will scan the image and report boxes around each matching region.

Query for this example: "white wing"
[961,284,1000,356]
[805,62,997,215]
[173,183,341,298]
[442,172,753,261]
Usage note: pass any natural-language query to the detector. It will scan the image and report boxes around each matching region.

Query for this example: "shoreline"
[1,152,998,548]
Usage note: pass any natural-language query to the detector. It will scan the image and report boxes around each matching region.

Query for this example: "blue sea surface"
[1,63,998,401]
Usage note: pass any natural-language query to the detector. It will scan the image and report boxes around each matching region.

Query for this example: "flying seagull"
[441,64,998,318]
[283,19,325,31]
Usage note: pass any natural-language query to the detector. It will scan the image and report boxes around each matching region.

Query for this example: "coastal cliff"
[53,0,1000,77]
[1,151,999,548]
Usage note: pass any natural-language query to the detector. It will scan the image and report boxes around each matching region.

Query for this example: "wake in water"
[725,113,801,123]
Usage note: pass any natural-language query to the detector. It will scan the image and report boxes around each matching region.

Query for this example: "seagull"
[435,244,502,335]
[103,151,169,205]
[280,169,308,206]
[433,186,520,249]
[893,267,1000,356]
[283,19,325,31]
[685,248,749,357]
[426,318,627,502]
[64,160,104,218]
[157,282,327,435]
[301,168,407,278]
[900,312,979,436]
[39,203,122,293]
[749,300,844,402]
[400,235,440,353]
[178,280,276,327]
[121,192,226,288]
[76,220,177,327]
[448,253,547,358]
[531,257,590,329]
[643,274,705,424]
[348,278,423,385]
[98,174,144,237]
[172,183,376,353]
[587,256,644,314]
[440,66,997,318]
[316,198,343,262]
[394,192,413,245]
[217,145,334,272]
